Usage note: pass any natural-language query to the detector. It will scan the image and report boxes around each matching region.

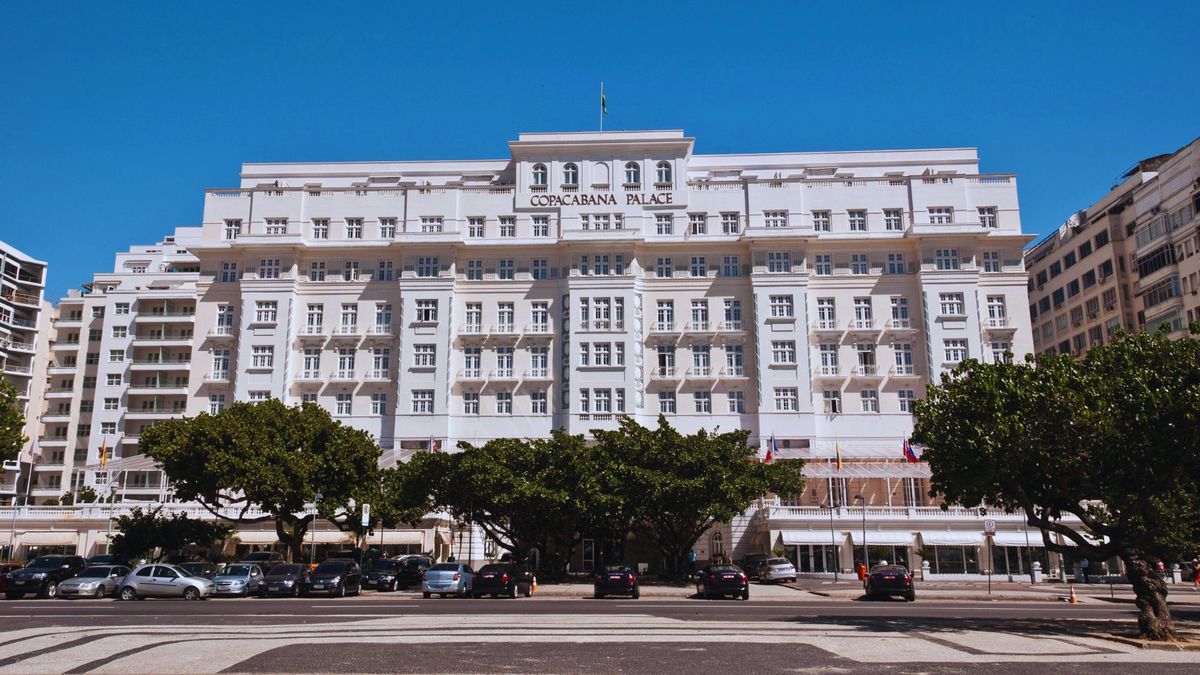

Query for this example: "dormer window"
[532,163,548,188]
[562,163,579,186]
[656,161,672,186]
[624,162,640,186]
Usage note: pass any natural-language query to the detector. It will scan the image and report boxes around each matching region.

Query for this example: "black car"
[4,555,88,599]
[737,554,772,580]
[864,564,916,601]
[393,555,434,589]
[176,562,218,579]
[361,559,406,592]
[262,564,309,597]
[696,565,749,600]
[241,551,286,567]
[593,565,640,599]
[472,563,533,598]
[300,559,361,597]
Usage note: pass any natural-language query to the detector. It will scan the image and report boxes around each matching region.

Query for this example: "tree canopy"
[140,399,381,561]
[111,506,233,562]
[912,330,1200,641]
[0,380,27,465]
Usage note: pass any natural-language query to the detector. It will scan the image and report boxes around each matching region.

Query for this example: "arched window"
[624,161,640,186]
[711,532,725,557]
[656,161,672,185]
[532,164,548,187]
[563,163,579,186]
[593,161,610,186]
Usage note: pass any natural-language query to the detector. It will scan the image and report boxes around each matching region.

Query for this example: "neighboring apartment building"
[1,241,51,505]
[1025,137,1200,357]
[32,229,200,503]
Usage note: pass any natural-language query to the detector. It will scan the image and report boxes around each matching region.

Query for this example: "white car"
[758,557,798,583]
[119,564,215,600]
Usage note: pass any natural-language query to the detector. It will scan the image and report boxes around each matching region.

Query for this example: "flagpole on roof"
[600,82,604,132]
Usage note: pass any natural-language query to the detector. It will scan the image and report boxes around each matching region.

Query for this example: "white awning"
[920,531,984,546]
[374,530,424,546]
[991,532,1045,547]
[20,531,79,546]
[804,463,932,479]
[779,530,845,546]
[847,531,914,546]
[309,530,353,545]
[232,530,279,545]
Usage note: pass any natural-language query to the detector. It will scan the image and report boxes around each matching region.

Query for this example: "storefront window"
[930,545,980,573]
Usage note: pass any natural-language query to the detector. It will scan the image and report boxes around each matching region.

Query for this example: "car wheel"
[119,587,137,601]
[389,580,397,593]
[524,584,532,598]
[423,591,431,599]
[94,586,106,600]
[183,587,200,601]
[333,584,345,598]
[509,584,518,599]
[741,591,750,601]
[41,582,59,599]
[292,585,300,598]
[632,589,640,600]
[906,592,916,602]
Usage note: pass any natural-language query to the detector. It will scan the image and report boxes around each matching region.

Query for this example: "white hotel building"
[10,130,1063,578]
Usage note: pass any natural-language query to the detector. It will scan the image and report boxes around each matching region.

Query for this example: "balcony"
[203,371,229,383]
[2,363,32,376]
[125,408,184,420]
[331,370,357,381]
[332,324,361,338]
[127,384,189,395]
[133,312,195,323]
[685,321,717,334]
[650,366,682,381]
[365,369,390,381]
[50,341,80,350]
[525,323,552,336]
[984,317,1016,333]
[720,366,747,379]
[130,359,191,371]
[813,365,843,379]
[458,324,484,337]
[490,324,519,337]
[524,368,551,380]
[1,338,36,353]
[37,437,69,447]
[367,324,393,338]
[891,365,919,378]
[1,289,41,307]
[131,333,193,346]
[457,368,484,381]
[811,320,841,335]
[687,366,716,380]
[852,364,883,379]
[720,321,745,332]
[490,368,517,381]
[578,320,624,333]
[295,371,322,382]
[207,326,235,339]
[650,322,682,335]
[848,319,879,335]
[885,318,917,334]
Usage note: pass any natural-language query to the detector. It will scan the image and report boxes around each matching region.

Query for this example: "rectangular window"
[413,344,436,367]
[721,212,740,234]
[498,259,515,280]
[333,393,351,416]
[265,218,288,235]
[658,391,676,414]
[813,254,832,275]
[377,260,395,281]
[419,216,444,234]
[254,301,277,323]
[886,253,906,275]
[220,263,238,283]
[727,391,745,413]
[723,300,742,329]
[935,249,960,270]
[982,251,1001,272]
[883,209,904,231]
[467,217,485,238]
[258,259,281,279]
[977,206,997,228]
[771,341,796,364]
[813,210,831,232]
[343,260,360,281]
[311,219,329,239]
[463,392,480,415]
[532,215,550,237]
[345,218,363,239]
[531,258,549,280]
[689,213,707,235]
[466,259,483,280]
[898,389,915,412]
[690,256,707,277]
[308,261,326,282]
[848,209,867,231]
[767,251,790,273]
[223,219,242,240]
[111,325,127,338]
[497,302,515,331]
[764,210,788,228]
[655,257,672,278]
[939,293,965,316]
[531,391,547,414]
[379,217,397,238]
[928,206,954,224]
[722,256,740,277]
[415,299,438,323]
[850,254,869,275]
[497,216,516,238]
[944,338,968,364]
[894,343,914,374]
[694,391,711,413]
[370,393,387,415]
[823,390,841,414]
[251,345,273,369]
[248,391,270,403]
[411,390,434,414]
[416,257,439,277]
[655,213,673,235]
[496,391,513,414]
[769,295,794,318]
[861,390,879,412]
[775,388,799,412]
[209,394,226,414]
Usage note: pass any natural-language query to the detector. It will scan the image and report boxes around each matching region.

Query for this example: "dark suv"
[5,555,87,599]
[394,556,434,589]
[472,563,533,598]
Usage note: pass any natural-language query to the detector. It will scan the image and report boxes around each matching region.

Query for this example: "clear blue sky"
[2,1,1197,302]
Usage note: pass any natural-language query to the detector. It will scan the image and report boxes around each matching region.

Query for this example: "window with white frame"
[884,209,904,231]
[813,210,831,231]
[335,393,351,415]
[579,342,590,366]
[496,391,513,414]
[497,302,514,331]
[258,258,281,279]
[300,393,317,404]
[108,348,124,363]
[594,255,610,275]
[466,260,482,280]
[928,206,954,224]
[982,251,1001,272]
[819,343,839,372]
[307,261,325,282]
[220,262,238,283]
[850,254,869,275]
[532,164,547,186]
[656,161,671,185]
[532,215,550,237]
[265,218,288,235]
[772,340,796,364]
[935,248,960,270]
[848,209,867,231]
[302,347,320,377]
[891,297,909,326]
[105,374,121,386]
[594,342,611,366]
[224,219,241,240]
[211,349,229,375]
[369,393,387,415]
[853,297,873,326]
[498,216,516,238]
[991,342,1012,363]
[886,253,906,275]
[721,212,740,234]
[415,299,438,323]
[822,390,841,414]
[727,390,744,413]
[465,303,482,332]
[343,260,360,281]
[531,390,547,414]
[656,301,674,330]
[814,254,832,275]
[251,345,273,369]
[346,218,363,239]
[769,295,794,318]
[694,391,711,413]
[690,256,707,277]
[115,303,130,315]
[986,295,1007,326]
[254,301,277,323]
[371,347,390,376]
[894,343,914,374]
[563,163,579,186]
[624,161,640,185]
[978,206,997,228]
[943,338,968,363]
[861,390,879,412]
[690,300,708,328]
[764,210,788,228]
[414,344,436,368]
[775,387,799,411]
[498,259,514,280]
[532,258,549,280]
[655,257,672,278]
[658,391,676,414]
[463,392,479,415]
[767,251,790,273]
[209,394,226,414]
[313,218,330,239]
[411,390,434,413]
[336,348,355,376]
[898,389,915,412]
[111,325,126,338]
[726,345,744,374]
[579,388,589,413]
[656,213,673,235]
[377,260,394,281]
[939,293,965,316]
[416,257,439,277]
[689,213,707,235]
[718,255,739,277]
[467,217,485,238]
[420,216,443,233]
[723,299,742,329]
[380,217,397,238]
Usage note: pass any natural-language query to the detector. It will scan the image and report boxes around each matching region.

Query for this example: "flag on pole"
[835,442,843,472]
[765,434,778,463]
[99,438,108,468]
[902,438,919,463]
[600,83,608,118]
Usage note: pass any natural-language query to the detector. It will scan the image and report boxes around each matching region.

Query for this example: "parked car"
[119,563,215,600]
[736,553,772,580]
[213,564,265,597]
[393,555,434,589]
[696,565,750,600]
[422,562,474,598]
[241,551,285,567]
[758,557,798,584]
[593,565,640,599]
[57,565,131,599]
[262,564,309,597]
[4,555,87,599]
[361,558,406,592]
[176,562,218,579]
[864,564,916,601]
[472,563,533,598]
[301,559,361,597]
[85,554,129,567]
[0,563,22,593]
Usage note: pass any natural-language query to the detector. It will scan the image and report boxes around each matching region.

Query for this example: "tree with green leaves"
[592,416,806,580]
[110,507,233,562]
[140,399,381,562]
[912,330,1200,641]
[0,380,27,465]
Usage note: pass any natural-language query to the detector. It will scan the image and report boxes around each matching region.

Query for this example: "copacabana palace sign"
[529,191,674,207]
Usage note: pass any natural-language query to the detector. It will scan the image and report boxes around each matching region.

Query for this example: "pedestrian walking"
[1191,556,1200,590]
[1080,557,1090,584]
[1155,560,1165,581]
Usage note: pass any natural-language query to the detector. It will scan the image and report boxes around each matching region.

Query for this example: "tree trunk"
[1121,552,1178,641]
[275,516,312,563]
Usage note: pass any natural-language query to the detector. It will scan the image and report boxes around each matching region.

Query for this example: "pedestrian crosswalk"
[0,614,1192,673]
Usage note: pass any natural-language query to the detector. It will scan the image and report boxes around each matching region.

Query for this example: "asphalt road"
[0,594,1196,673]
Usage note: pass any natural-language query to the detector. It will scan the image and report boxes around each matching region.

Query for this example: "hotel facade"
[8,130,1066,579]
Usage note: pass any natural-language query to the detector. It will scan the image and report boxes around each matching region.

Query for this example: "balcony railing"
[813,320,839,331]
[986,317,1011,329]
[208,326,235,337]
[332,370,356,380]
[652,322,680,333]
[849,319,876,331]
[721,366,745,378]
[366,369,390,380]
[650,366,681,379]
[490,368,516,379]
[491,324,517,335]
[686,321,715,333]
[688,366,713,379]
[721,321,744,331]
[526,323,551,334]
[300,325,326,336]
[815,365,841,377]
[334,324,359,336]
[296,371,321,381]
[458,368,483,380]
[203,371,229,383]
[524,368,550,379]
[892,365,916,376]
[887,318,913,330]
[368,324,393,336]
[460,324,483,335]
[853,364,881,377]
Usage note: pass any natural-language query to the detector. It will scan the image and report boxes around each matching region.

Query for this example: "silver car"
[119,564,215,600]
[422,562,474,598]
[58,565,131,599]
[759,557,798,583]
[213,564,265,597]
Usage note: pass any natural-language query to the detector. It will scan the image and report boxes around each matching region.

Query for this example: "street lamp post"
[854,494,866,571]
[103,476,120,555]
[310,492,322,565]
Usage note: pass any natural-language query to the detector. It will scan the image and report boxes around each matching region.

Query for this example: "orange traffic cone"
[1069,586,1078,604]
[532,576,538,594]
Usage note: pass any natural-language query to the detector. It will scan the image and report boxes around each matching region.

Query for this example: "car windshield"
[873,566,908,574]
[75,567,111,578]
[603,566,630,573]
[269,564,303,576]
[766,558,791,566]
[429,563,460,572]
[315,561,347,574]
[710,566,742,573]
[26,558,66,569]
[244,553,272,560]
[369,560,402,571]
[222,565,254,576]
